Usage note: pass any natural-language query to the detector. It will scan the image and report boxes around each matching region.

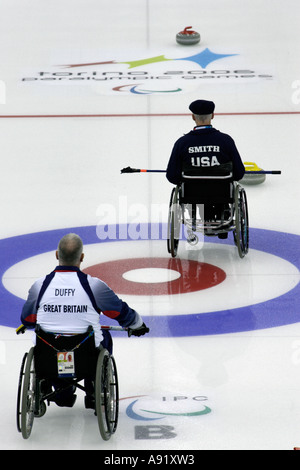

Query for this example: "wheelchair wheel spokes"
[20,347,36,439]
[95,350,108,439]
[16,352,28,433]
[234,185,249,258]
[167,188,174,253]
[168,186,181,257]
[240,187,249,255]
[105,355,119,435]
[95,349,119,441]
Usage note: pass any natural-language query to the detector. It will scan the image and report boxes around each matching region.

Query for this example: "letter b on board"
[134,425,176,440]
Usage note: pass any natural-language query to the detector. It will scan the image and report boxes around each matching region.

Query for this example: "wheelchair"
[167,163,249,258]
[16,325,119,441]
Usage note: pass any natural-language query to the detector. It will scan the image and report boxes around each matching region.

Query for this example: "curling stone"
[176,26,200,45]
[241,162,266,185]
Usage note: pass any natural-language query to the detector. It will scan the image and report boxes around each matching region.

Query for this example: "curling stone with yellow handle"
[241,162,266,185]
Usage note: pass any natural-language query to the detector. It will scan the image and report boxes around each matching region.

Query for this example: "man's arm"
[166,140,183,184]
[226,136,245,180]
[89,277,144,329]
[20,278,44,328]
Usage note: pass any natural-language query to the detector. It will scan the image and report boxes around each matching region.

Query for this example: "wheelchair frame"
[167,172,249,259]
[16,327,119,441]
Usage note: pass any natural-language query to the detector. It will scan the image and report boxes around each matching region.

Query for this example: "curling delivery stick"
[120,165,281,175]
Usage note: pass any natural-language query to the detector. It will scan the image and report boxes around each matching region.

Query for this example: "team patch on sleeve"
[103,310,120,319]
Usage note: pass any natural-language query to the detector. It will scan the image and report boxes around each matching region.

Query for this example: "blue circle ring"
[0,224,299,337]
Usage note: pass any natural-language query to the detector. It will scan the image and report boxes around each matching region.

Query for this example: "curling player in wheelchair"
[20,233,149,409]
[166,99,245,238]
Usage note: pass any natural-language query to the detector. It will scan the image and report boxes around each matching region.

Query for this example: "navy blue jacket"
[166,126,245,184]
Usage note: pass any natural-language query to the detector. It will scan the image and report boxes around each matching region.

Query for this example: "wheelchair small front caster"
[187,233,198,245]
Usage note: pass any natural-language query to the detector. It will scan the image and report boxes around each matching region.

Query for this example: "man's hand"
[128,323,149,337]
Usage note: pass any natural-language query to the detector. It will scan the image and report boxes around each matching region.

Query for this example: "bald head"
[56,233,84,266]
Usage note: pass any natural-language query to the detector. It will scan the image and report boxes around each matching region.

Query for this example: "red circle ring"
[84,257,226,296]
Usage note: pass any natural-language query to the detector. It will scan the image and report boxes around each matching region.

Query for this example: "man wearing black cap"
[166,99,245,184]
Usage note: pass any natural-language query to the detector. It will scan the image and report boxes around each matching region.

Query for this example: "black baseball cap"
[189,100,215,114]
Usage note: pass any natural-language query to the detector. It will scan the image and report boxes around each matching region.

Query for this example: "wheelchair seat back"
[34,326,98,380]
[181,162,234,204]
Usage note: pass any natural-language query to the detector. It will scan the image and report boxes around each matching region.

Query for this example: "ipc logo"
[125,395,211,421]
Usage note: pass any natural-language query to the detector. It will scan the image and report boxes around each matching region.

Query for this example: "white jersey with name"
[21,266,143,347]
[37,271,103,346]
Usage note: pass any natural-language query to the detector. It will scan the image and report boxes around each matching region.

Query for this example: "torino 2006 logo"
[21,48,273,94]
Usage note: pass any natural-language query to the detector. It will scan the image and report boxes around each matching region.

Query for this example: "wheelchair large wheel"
[95,348,119,441]
[17,347,36,439]
[16,352,28,433]
[167,187,175,254]
[234,185,249,258]
[167,186,182,258]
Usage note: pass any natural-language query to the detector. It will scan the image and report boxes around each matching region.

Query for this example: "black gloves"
[128,322,149,337]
